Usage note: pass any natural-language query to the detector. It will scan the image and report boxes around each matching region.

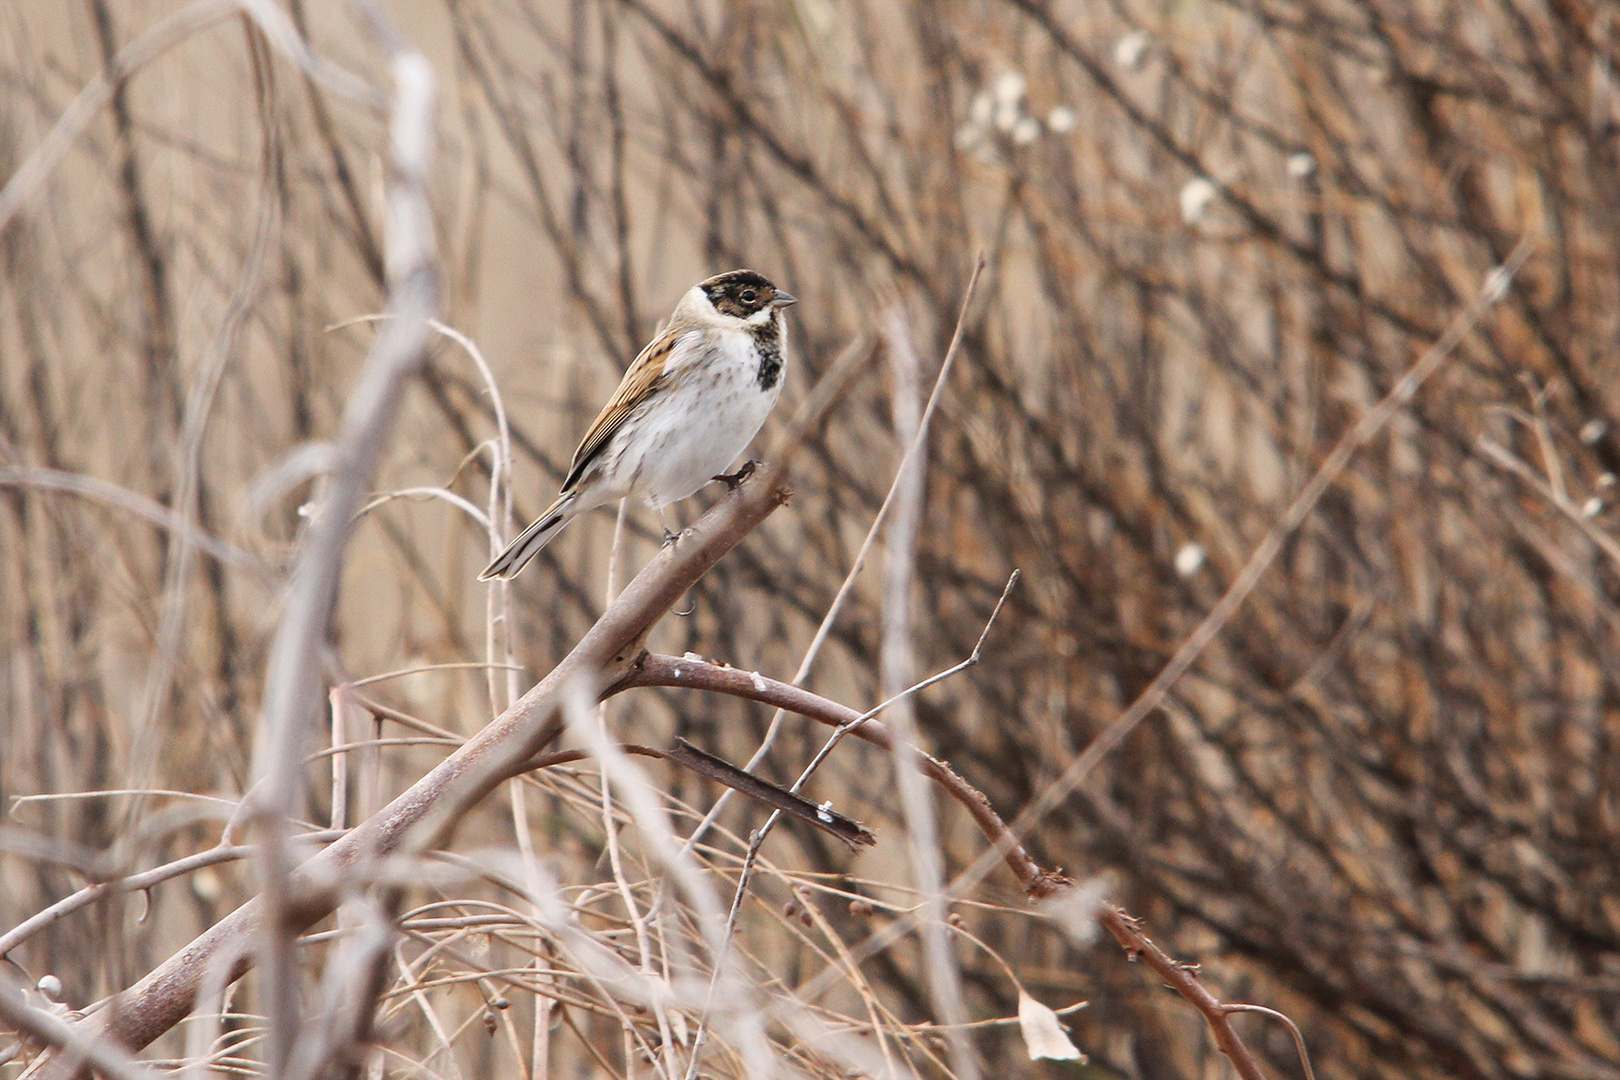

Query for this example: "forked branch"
[609,650,1071,899]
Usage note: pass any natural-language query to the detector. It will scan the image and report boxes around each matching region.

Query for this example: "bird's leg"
[658,505,678,547]
[712,459,758,491]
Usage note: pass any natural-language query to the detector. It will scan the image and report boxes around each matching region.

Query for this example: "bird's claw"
[713,460,759,491]
[662,528,679,548]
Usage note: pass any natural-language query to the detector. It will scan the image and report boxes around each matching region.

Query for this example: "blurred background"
[3,1,1619,1078]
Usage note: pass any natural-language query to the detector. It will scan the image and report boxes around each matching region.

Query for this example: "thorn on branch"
[1028,869,1074,898]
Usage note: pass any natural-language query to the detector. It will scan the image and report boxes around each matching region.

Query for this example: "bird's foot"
[712,460,759,491]
[662,527,679,548]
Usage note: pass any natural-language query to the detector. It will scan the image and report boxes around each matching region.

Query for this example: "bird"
[479,269,797,581]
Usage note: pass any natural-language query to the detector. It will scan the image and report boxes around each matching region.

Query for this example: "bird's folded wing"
[562,326,697,491]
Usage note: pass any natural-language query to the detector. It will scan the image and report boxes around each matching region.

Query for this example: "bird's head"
[696,269,797,327]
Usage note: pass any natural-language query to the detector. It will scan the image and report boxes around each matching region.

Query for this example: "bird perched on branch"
[480,269,797,581]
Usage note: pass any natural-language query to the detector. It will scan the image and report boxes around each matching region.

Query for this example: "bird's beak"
[772,291,798,308]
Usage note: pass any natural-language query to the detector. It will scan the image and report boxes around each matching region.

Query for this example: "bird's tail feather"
[479,494,576,581]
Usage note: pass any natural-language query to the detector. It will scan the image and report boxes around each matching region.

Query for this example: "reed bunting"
[479,269,797,580]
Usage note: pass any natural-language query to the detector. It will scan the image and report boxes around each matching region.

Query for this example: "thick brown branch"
[608,652,1070,898]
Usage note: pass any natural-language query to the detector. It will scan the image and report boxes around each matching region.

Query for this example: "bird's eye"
[740,289,757,304]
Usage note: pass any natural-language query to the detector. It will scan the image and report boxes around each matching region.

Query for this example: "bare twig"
[650,571,1025,1079]
[1098,908,1274,1080]
[282,894,398,1080]
[1478,436,1620,568]
[590,498,684,1080]
[0,467,263,577]
[0,0,381,237]
[1224,1004,1317,1080]
[0,0,238,237]
[0,833,342,961]
[559,678,774,1080]
[876,302,976,1080]
[523,742,872,844]
[661,741,874,847]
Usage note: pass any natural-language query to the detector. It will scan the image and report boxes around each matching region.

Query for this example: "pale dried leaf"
[1018,991,1086,1062]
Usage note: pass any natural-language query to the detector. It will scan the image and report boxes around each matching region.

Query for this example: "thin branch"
[0,467,264,577]
[0,0,381,237]
[524,742,872,845]
[1478,435,1620,568]
[0,834,343,960]
[1098,908,1274,1080]
[660,741,874,848]
[765,569,1021,807]
[875,301,975,1078]
[0,0,237,236]
[679,570,1018,1074]
[1223,1004,1317,1080]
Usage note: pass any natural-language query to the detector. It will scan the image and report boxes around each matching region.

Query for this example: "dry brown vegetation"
[3,1,1620,1078]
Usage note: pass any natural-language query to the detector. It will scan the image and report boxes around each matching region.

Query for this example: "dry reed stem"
[877,299,976,1080]
[245,15,438,1073]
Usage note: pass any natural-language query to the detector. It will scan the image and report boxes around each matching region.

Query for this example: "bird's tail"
[479,493,576,581]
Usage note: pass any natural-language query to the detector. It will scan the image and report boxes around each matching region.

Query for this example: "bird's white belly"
[610,336,781,508]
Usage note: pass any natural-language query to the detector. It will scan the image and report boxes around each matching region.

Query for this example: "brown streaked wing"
[561,326,694,491]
